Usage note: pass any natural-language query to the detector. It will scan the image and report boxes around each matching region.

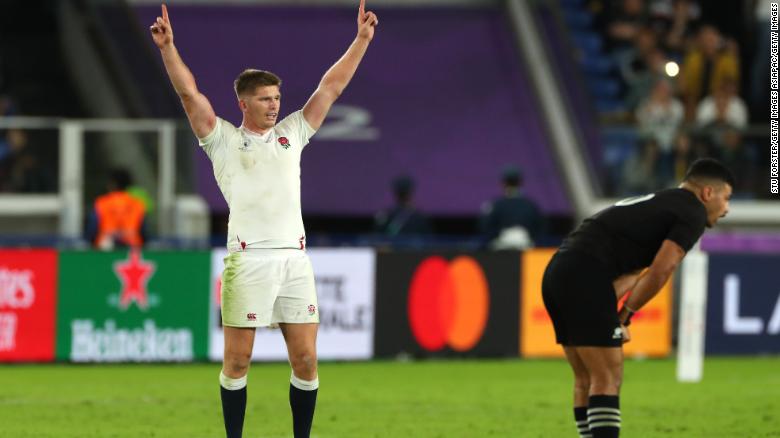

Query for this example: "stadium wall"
[0,248,778,363]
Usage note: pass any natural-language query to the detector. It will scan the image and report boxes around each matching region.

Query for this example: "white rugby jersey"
[198,110,316,251]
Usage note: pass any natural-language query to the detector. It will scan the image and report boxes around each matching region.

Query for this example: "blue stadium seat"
[579,55,614,75]
[569,31,603,56]
[595,99,628,113]
[587,77,621,99]
[562,9,593,30]
[602,127,639,188]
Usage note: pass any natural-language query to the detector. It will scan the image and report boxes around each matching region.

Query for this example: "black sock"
[220,385,247,438]
[289,383,318,438]
[587,395,620,438]
[575,406,592,437]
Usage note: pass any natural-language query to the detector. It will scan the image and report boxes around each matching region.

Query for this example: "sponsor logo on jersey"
[307,304,316,316]
[612,327,623,339]
[247,313,257,321]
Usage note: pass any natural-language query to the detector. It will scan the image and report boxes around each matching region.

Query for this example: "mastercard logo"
[407,256,490,352]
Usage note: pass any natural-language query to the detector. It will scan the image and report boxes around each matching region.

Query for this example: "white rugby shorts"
[221,249,319,328]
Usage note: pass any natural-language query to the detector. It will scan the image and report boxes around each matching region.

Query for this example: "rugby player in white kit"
[150,3,378,437]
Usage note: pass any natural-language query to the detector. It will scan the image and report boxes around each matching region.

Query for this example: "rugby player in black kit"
[542,158,734,438]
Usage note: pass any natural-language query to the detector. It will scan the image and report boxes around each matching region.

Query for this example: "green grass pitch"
[1,357,778,437]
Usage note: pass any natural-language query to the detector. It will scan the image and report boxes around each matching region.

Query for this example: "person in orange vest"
[86,168,147,249]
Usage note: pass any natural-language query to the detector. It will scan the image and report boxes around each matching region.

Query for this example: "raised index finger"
[162,4,169,22]
[359,0,365,14]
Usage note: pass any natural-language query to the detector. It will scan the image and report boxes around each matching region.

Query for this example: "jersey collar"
[240,125,274,143]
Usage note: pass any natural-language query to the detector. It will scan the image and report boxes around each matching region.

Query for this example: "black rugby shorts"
[541,249,622,347]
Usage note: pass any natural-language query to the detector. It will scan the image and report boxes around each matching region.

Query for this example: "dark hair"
[501,165,523,187]
[392,175,414,198]
[683,158,735,188]
[234,69,282,98]
[109,168,132,191]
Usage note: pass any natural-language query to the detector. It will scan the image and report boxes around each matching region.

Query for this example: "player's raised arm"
[150,4,216,138]
[619,239,685,324]
[302,0,378,131]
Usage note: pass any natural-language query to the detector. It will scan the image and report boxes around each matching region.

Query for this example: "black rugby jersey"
[559,188,707,279]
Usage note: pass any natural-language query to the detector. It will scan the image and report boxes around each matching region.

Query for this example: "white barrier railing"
[0,117,176,239]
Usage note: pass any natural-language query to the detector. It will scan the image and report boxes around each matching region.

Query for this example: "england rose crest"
[278,137,291,149]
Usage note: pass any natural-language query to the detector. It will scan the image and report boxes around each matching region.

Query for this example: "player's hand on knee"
[150,4,174,48]
[621,324,631,344]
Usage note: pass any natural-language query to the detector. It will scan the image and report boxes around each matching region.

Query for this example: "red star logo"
[114,249,155,310]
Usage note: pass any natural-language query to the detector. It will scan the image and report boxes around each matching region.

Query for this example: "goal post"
[676,247,709,382]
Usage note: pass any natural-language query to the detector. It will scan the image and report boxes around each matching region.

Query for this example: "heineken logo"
[71,319,193,362]
[58,250,210,363]
[112,250,157,311]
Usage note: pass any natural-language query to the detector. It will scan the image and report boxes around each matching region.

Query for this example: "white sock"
[290,372,319,391]
[220,370,247,391]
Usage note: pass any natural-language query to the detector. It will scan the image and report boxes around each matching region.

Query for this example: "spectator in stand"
[0,95,16,117]
[648,0,702,56]
[636,78,684,155]
[618,26,657,102]
[679,25,740,121]
[624,46,669,109]
[695,77,748,129]
[374,175,431,236]
[0,94,19,161]
[480,165,544,250]
[624,25,659,66]
[607,0,650,53]
[712,127,754,196]
[0,128,52,193]
[669,130,709,184]
[621,138,667,194]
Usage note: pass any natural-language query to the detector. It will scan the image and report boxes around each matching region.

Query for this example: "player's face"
[705,183,732,227]
[240,85,281,130]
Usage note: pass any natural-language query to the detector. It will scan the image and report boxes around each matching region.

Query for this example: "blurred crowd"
[0,94,53,193]
[591,0,767,197]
